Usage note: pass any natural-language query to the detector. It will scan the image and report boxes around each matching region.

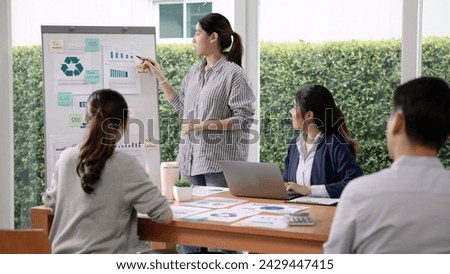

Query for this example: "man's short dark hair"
[393,76,450,151]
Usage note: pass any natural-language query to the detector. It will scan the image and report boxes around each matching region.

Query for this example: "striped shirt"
[170,57,255,176]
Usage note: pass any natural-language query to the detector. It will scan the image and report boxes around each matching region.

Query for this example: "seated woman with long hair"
[283,85,364,198]
[43,89,172,253]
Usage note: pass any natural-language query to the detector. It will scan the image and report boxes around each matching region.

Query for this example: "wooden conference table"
[31,192,335,254]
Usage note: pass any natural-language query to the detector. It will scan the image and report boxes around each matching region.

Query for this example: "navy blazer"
[282,134,363,198]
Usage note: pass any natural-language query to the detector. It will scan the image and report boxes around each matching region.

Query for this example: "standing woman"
[140,13,255,188]
[283,85,364,198]
[43,89,172,253]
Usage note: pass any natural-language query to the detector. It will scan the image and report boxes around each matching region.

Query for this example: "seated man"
[324,77,450,253]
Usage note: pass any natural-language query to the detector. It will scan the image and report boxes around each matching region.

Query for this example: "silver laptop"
[221,160,302,200]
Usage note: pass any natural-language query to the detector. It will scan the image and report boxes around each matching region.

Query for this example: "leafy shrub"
[13,46,45,228]
[259,39,402,173]
[12,37,449,228]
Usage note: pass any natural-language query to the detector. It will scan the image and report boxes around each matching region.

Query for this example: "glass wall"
[421,0,450,83]
[259,0,402,174]
[10,0,449,229]
[421,0,450,163]
[12,44,44,229]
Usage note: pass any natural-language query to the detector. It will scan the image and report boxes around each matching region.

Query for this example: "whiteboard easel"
[41,26,161,189]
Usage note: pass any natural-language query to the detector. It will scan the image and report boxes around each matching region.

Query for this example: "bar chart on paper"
[110,68,129,78]
[103,44,141,93]
[109,51,136,60]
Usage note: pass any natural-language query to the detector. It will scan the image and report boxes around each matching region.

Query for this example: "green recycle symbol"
[60,56,84,76]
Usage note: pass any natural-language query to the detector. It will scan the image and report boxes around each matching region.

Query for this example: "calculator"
[284,212,315,226]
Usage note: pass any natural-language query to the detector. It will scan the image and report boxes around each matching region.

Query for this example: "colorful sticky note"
[57,92,73,106]
[68,113,83,127]
[49,40,63,53]
[86,70,100,84]
[85,38,100,52]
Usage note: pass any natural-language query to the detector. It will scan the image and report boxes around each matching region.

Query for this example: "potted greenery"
[173,179,193,202]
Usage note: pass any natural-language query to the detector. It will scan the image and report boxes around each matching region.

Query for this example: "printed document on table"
[170,205,211,219]
[192,186,229,196]
[287,197,339,205]
[230,203,309,214]
[183,208,259,223]
[231,215,288,229]
[183,197,247,209]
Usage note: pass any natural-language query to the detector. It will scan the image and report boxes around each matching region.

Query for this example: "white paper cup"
[160,162,179,200]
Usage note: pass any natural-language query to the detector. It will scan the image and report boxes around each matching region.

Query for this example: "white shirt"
[324,156,450,253]
[295,132,329,197]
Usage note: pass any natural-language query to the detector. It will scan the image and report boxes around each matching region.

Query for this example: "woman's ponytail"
[227,32,243,66]
[76,89,128,194]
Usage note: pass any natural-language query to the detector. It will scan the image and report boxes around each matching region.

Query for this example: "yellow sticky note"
[49,40,64,53]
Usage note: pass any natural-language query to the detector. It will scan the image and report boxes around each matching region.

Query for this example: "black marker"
[136,55,155,65]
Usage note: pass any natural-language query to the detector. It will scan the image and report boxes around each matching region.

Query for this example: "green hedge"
[13,46,45,228]
[259,39,403,171]
[13,38,450,228]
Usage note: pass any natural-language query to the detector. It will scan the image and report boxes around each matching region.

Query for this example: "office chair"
[0,229,51,254]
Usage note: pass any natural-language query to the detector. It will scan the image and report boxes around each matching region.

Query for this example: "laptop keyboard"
[287,190,302,200]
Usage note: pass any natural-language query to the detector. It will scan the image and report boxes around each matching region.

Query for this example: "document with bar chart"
[102,44,141,94]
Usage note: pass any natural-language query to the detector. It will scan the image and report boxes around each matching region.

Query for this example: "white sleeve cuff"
[310,185,330,198]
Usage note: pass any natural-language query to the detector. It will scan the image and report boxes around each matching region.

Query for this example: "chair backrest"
[0,229,51,254]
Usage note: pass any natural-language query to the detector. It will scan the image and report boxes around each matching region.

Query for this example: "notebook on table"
[286,196,339,206]
[221,160,302,200]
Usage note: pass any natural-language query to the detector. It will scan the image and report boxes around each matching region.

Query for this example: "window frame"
[157,0,212,41]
